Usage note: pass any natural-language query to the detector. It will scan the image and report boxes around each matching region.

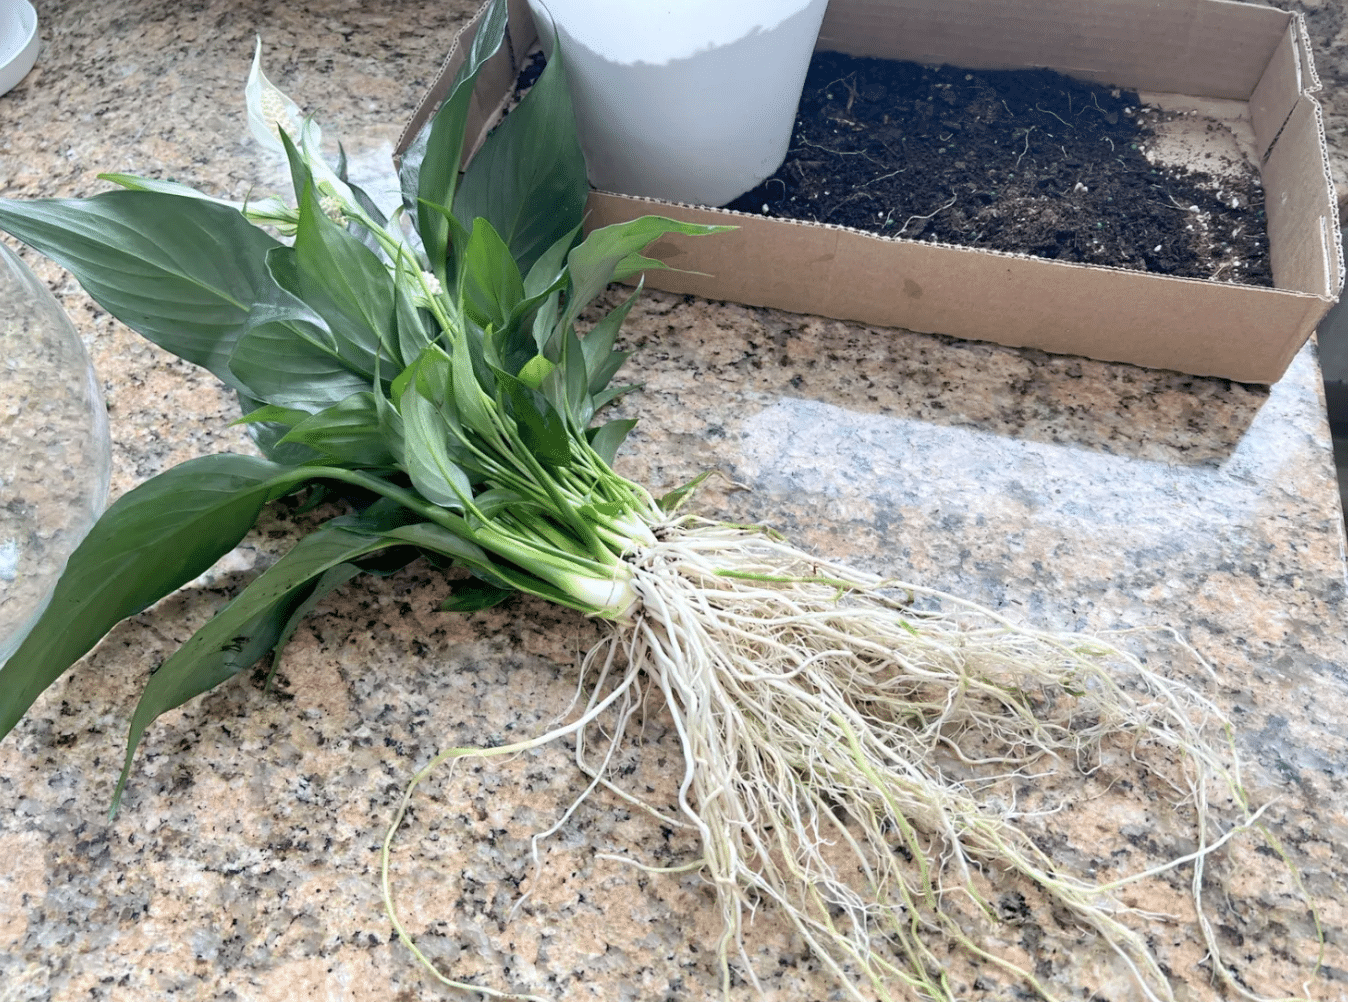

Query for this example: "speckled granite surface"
[2,2,1348,1001]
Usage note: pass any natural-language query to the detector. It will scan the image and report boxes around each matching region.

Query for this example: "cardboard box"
[398,0,1344,384]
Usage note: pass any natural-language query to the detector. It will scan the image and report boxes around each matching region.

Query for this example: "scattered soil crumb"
[724,53,1273,287]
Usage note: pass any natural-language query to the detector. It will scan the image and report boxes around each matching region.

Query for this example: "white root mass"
[382,518,1311,1002]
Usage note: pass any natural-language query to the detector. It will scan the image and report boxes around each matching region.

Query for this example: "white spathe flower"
[245,38,307,156]
[245,39,363,224]
[406,269,444,312]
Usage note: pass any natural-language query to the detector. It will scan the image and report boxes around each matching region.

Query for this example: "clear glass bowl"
[0,240,110,665]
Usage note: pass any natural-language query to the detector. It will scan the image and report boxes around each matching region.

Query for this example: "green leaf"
[471,487,543,520]
[589,382,640,414]
[260,562,364,690]
[495,368,572,467]
[235,391,324,466]
[277,123,317,212]
[230,403,311,428]
[230,319,371,410]
[0,191,282,391]
[383,521,495,568]
[563,217,732,332]
[400,384,474,510]
[112,523,404,812]
[404,0,510,282]
[394,256,435,366]
[531,288,562,356]
[228,269,373,409]
[453,37,588,277]
[371,356,407,467]
[657,470,715,514]
[98,173,237,207]
[522,222,582,300]
[279,392,398,468]
[461,216,526,331]
[587,418,638,466]
[541,326,592,428]
[517,354,555,389]
[580,283,640,394]
[400,343,450,407]
[0,455,313,744]
[449,325,503,446]
[292,180,398,369]
[341,170,393,260]
[439,577,514,612]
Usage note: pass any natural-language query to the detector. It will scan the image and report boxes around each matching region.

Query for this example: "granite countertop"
[3,2,1348,1001]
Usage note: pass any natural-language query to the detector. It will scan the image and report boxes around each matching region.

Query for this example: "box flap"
[817,0,1290,101]
[1263,96,1341,298]
[395,0,534,166]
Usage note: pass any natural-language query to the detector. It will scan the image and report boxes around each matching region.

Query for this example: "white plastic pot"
[527,0,830,207]
[0,0,38,98]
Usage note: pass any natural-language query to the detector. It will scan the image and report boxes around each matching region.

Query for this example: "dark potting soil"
[724,52,1273,287]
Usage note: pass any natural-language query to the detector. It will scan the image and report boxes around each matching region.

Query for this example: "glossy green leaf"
[400,344,450,407]
[292,180,398,369]
[495,368,572,467]
[394,256,435,366]
[277,124,317,213]
[563,217,733,332]
[587,418,638,466]
[0,191,281,390]
[0,455,313,743]
[517,354,556,389]
[439,578,514,612]
[405,0,510,281]
[383,522,587,612]
[588,382,640,415]
[449,326,502,446]
[231,404,311,428]
[112,522,406,812]
[472,487,542,520]
[261,562,365,691]
[580,283,640,394]
[522,222,582,300]
[371,356,407,467]
[461,216,526,331]
[229,269,372,409]
[235,391,324,466]
[97,173,236,207]
[279,392,397,468]
[531,288,562,357]
[541,326,592,428]
[657,470,715,513]
[401,384,474,510]
[337,156,392,260]
[453,37,587,277]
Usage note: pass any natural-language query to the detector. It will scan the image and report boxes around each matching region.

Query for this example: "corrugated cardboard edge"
[394,0,533,170]
[1296,9,1345,300]
[586,192,1328,384]
[815,0,1290,99]
[397,0,1342,385]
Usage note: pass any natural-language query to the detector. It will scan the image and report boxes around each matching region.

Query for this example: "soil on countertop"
[724,53,1274,287]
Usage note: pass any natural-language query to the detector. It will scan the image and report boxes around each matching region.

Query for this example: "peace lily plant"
[0,3,1318,1000]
